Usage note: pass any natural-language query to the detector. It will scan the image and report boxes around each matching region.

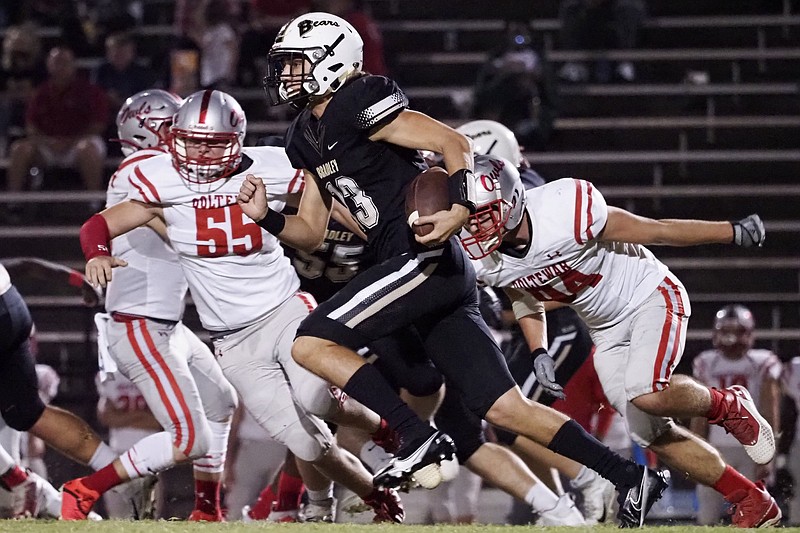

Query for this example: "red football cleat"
[60,478,100,520]
[709,385,775,465]
[728,481,781,528]
[363,487,405,523]
[188,508,224,522]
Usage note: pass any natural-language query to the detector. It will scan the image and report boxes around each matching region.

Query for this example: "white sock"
[193,420,230,474]
[359,441,391,473]
[569,466,596,489]
[306,485,333,503]
[118,432,176,479]
[525,482,559,512]
[88,442,118,471]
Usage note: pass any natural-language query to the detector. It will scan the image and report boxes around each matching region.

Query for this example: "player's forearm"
[650,219,734,246]
[257,210,326,253]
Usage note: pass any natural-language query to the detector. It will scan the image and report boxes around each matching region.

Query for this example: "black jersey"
[283,215,373,303]
[285,75,427,262]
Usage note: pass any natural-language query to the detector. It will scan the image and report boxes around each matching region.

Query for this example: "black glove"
[732,214,765,247]
[532,348,566,400]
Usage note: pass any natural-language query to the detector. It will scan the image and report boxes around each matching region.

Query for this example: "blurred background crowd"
[0,0,798,525]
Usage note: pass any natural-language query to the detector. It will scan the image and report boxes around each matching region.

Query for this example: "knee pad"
[293,379,339,420]
[435,412,485,464]
[2,396,44,432]
[625,402,674,447]
[278,420,333,462]
[400,365,443,398]
[202,380,238,423]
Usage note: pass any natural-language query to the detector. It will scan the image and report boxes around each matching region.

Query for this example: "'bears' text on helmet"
[264,12,363,107]
[169,90,246,184]
[116,89,183,157]
[713,304,755,354]
[460,154,526,260]
[457,120,523,169]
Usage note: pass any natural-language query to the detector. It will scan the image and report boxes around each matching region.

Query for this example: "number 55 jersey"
[127,147,304,331]
[472,178,685,329]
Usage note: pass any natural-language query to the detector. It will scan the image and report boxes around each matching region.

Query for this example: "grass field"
[3,524,799,533]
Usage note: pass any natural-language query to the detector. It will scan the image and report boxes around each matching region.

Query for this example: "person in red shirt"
[6,45,108,192]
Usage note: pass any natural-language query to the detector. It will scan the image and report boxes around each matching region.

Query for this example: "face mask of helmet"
[168,90,246,185]
[116,89,183,157]
[460,155,526,260]
[712,305,755,353]
[264,12,363,107]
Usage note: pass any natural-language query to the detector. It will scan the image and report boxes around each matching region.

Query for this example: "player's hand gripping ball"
[405,166,451,237]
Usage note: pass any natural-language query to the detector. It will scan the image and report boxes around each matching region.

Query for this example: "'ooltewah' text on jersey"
[473,178,674,329]
[127,147,303,331]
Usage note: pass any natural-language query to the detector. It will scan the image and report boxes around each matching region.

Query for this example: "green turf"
[2,523,799,533]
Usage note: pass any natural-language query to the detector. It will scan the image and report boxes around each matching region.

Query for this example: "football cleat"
[373,430,456,490]
[301,498,334,523]
[363,487,404,523]
[617,467,670,528]
[709,385,775,465]
[572,469,615,524]
[728,481,782,528]
[60,478,100,520]
[188,508,224,521]
[535,493,586,526]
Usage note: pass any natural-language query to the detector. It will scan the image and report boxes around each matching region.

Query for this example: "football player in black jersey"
[238,12,660,522]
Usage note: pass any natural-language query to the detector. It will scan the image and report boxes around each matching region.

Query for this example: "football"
[404,166,451,237]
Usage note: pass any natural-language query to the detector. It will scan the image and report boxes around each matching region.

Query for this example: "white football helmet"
[457,120,523,168]
[460,154,526,260]
[116,89,183,156]
[169,89,246,184]
[713,304,756,353]
[264,12,363,106]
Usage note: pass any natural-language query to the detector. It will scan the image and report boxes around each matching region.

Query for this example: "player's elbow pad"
[80,214,112,261]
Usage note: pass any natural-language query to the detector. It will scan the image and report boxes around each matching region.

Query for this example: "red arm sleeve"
[80,214,111,260]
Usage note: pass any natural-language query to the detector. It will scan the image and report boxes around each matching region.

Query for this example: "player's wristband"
[80,214,111,261]
[530,347,549,360]
[448,168,477,214]
[257,209,286,236]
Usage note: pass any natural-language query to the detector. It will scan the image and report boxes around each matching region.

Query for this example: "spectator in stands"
[187,0,240,90]
[472,21,559,151]
[91,32,157,122]
[690,305,782,525]
[6,45,108,193]
[313,0,388,75]
[238,0,311,86]
[0,24,45,153]
[11,0,90,54]
[558,0,646,83]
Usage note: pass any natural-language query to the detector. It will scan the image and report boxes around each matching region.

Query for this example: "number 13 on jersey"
[196,204,263,257]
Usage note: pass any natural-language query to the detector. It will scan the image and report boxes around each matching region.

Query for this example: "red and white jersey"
[127,147,303,331]
[693,348,781,445]
[782,357,800,444]
[0,264,10,295]
[95,373,156,452]
[472,178,673,329]
[105,147,188,321]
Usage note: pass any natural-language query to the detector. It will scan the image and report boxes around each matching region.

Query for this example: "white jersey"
[473,178,673,329]
[95,372,156,452]
[105,147,188,321]
[693,348,782,445]
[0,264,10,295]
[127,147,303,331]
[782,357,800,443]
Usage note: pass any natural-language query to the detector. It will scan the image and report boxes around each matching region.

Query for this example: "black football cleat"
[617,466,670,528]
[373,430,456,490]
